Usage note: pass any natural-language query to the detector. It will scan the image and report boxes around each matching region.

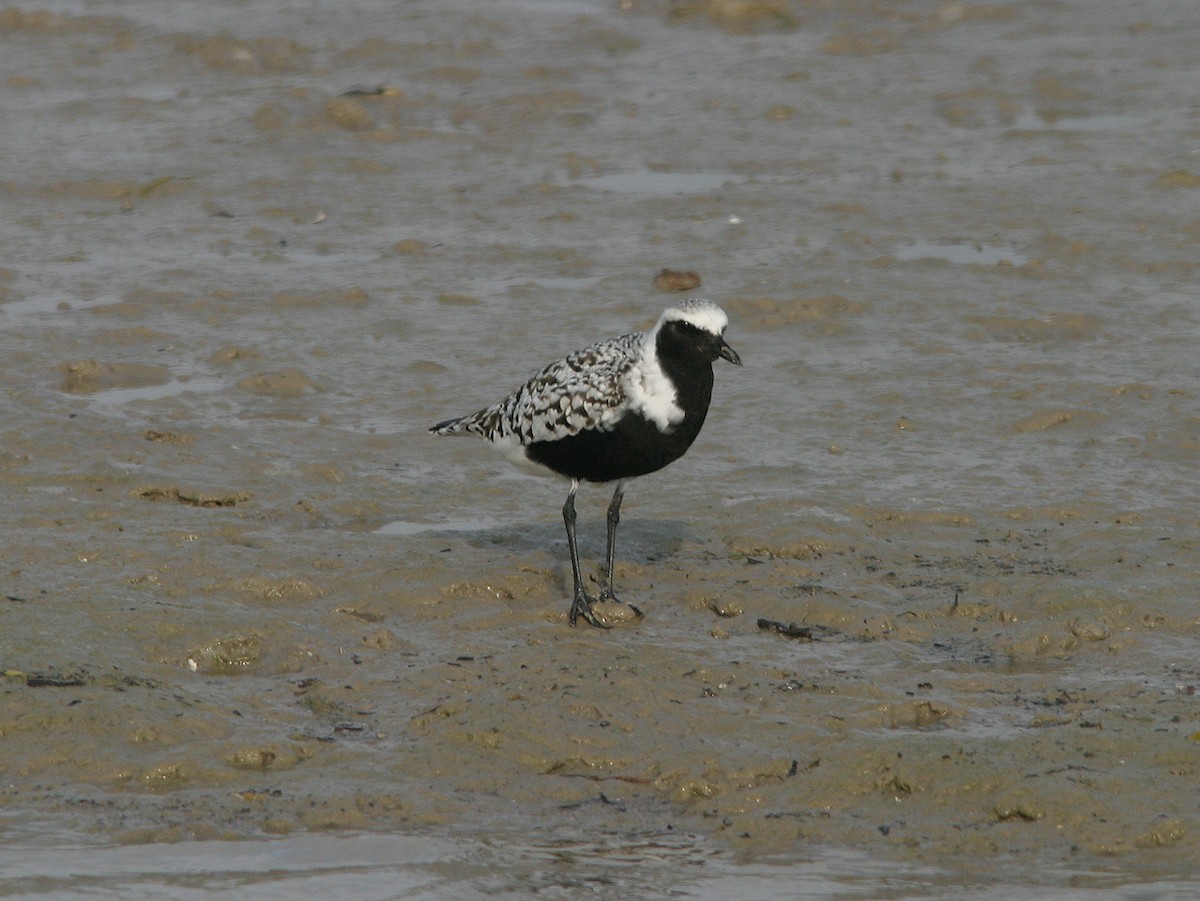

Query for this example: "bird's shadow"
[447,517,696,565]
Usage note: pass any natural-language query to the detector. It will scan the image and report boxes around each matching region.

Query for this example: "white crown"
[657,299,729,335]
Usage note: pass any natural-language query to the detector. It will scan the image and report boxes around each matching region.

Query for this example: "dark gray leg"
[599,481,624,601]
[564,480,605,628]
[599,481,642,618]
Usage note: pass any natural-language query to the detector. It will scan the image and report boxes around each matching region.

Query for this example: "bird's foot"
[569,591,643,628]
[599,590,643,621]
[569,591,610,629]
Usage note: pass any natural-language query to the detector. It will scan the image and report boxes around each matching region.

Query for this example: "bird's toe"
[599,591,644,621]
[569,592,610,629]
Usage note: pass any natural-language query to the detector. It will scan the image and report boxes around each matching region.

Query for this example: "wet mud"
[1,0,1199,894]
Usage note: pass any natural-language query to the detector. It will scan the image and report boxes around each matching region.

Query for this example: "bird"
[429,299,741,627]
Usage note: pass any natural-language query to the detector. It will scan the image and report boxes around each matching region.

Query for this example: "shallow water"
[4,832,1200,900]
[2,0,1199,896]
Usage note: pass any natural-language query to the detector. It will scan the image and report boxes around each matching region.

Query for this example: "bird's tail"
[429,415,471,435]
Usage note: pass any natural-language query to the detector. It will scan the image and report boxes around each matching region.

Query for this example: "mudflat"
[2,0,1198,895]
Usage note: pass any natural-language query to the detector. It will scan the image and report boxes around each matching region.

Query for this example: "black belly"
[525,410,705,483]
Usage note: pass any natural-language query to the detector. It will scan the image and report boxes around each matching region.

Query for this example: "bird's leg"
[598,481,624,601]
[599,481,643,618]
[564,480,605,628]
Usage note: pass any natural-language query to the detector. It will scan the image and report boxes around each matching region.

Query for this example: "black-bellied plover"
[430,299,741,627]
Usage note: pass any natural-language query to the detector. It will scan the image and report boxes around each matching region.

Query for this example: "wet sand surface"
[2,0,1200,895]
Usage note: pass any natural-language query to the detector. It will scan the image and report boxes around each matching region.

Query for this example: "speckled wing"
[438,332,644,446]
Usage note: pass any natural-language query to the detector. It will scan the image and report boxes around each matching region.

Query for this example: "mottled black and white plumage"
[430,299,741,627]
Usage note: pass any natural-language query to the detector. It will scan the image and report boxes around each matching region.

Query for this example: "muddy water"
[2,0,1200,896]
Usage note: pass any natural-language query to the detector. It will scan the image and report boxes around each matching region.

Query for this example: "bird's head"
[653,299,742,366]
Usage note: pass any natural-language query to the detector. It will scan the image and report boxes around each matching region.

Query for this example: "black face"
[658,319,741,365]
